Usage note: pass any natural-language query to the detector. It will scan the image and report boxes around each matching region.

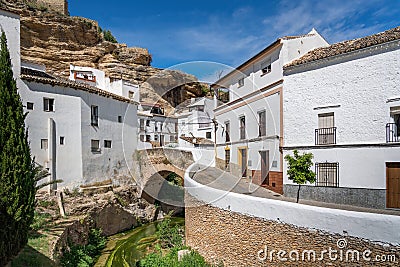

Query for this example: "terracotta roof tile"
[285,26,400,68]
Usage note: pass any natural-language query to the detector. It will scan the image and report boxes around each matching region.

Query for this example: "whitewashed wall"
[284,43,400,147]
[283,42,400,189]
[215,90,281,173]
[0,10,20,77]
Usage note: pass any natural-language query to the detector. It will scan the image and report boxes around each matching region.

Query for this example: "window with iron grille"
[27,102,34,110]
[316,113,336,145]
[206,132,212,139]
[239,116,246,139]
[140,135,144,142]
[140,119,144,130]
[315,162,339,187]
[258,110,266,137]
[91,105,99,126]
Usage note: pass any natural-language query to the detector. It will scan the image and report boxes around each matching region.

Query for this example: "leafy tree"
[0,31,36,265]
[284,150,316,203]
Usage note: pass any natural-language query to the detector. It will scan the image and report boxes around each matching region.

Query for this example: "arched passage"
[141,170,184,216]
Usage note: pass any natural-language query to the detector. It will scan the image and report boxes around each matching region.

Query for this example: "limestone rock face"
[1,0,206,109]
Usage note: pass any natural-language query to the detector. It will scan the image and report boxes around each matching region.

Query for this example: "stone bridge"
[135,148,194,213]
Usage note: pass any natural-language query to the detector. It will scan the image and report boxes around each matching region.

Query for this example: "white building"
[176,97,215,149]
[1,9,139,189]
[212,29,328,194]
[137,103,178,149]
[282,26,400,209]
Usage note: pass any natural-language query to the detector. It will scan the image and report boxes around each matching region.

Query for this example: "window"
[27,102,34,110]
[41,139,48,150]
[239,116,246,140]
[140,135,145,142]
[118,116,122,123]
[261,59,272,75]
[146,120,150,127]
[60,136,65,145]
[155,123,159,132]
[91,105,99,126]
[140,119,145,130]
[91,139,100,152]
[104,140,112,148]
[238,77,244,87]
[258,111,266,137]
[225,121,230,142]
[43,98,54,112]
[154,135,158,141]
[225,149,230,171]
[387,106,400,143]
[128,91,134,99]
[206,132,212,139]
[175,123,178,133]
[170,135,175,142]
[146,135,151,142]
[316,113,336,145]
[315,162,339,187]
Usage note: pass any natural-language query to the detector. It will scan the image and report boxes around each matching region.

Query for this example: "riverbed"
[95,217,185,267]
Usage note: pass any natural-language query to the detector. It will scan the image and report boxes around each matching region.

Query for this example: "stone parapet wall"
[39,0,68,15]
[185,196,400,266]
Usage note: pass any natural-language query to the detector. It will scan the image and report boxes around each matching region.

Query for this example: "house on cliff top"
[0,8,139,189]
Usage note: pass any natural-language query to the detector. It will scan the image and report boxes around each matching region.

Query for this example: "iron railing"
[386,123,399,143]
[315,162,339,187]
[315,127,336,145]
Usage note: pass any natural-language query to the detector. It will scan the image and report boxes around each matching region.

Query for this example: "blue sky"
[69,0,399,80]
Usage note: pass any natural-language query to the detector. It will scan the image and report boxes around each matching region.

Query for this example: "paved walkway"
[190,164,400,216]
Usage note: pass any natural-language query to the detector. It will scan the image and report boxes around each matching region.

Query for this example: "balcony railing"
[386,123,399,143]
[315,127,336,145]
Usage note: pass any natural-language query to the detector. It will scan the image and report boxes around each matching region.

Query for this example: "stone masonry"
[39,0,68,15]
[185,195,400,267]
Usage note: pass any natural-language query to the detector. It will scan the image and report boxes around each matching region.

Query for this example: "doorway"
[260,151,269,185]
[387,162,400,209]
[238,147,247,177]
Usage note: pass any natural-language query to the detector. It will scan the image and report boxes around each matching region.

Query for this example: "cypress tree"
[0,31,36,265]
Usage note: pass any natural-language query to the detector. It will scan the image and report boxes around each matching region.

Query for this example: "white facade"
[19,77,138,188]
[283,36,400,208]
[69,65,140,103]
[212,30,328,191]
[137,109,178,149]
[0,10,139,189]
[177,97,215,149]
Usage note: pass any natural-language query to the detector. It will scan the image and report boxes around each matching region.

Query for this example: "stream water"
[99,217,185,267]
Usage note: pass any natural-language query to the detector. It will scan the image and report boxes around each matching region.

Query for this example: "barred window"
[315,162,339,187]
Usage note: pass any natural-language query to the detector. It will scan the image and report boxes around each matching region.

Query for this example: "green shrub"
[157,218,183,249]
[103,30,117,43]
[30,211,51,231]
[60,229,106,267]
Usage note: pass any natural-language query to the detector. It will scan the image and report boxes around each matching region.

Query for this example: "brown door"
[387,163,400,208]
[239,148,247,177]
[260,151,269,184]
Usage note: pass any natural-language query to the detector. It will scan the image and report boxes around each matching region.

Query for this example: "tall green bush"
[0,31,36,265]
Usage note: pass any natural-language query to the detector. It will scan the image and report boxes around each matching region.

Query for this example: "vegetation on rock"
[60,228,106,267]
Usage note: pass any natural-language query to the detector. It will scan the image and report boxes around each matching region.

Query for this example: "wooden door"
[260,151,269,184]
[387,163,400,208]
[238,148,247,177]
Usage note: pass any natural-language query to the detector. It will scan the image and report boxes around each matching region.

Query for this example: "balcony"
[386,123,399,143]
[315,127,336,145]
